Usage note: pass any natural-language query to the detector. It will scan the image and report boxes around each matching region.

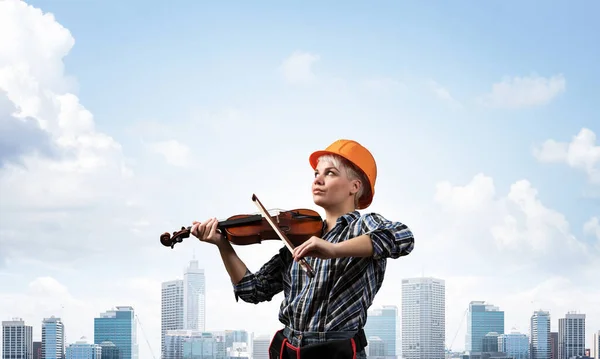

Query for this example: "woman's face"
[312,159,358,210]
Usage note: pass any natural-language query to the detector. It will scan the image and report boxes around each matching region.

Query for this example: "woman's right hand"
[190,218,225,246]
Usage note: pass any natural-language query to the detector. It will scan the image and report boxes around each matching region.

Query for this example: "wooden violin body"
[160,208,324,248]
[160,194,320,278]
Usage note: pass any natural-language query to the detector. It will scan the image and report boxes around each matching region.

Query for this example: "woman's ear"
[350,179,361,195]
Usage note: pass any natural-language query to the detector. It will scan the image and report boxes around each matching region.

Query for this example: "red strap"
[351,338,357,359]
[284,341,301,359]
[280,338,288,358]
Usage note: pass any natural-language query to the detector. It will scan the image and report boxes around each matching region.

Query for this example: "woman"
[191,139,415,359]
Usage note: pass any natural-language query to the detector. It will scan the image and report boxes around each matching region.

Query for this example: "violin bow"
[251,194,316,278]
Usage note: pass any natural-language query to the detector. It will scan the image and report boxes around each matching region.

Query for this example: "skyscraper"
[401,277,446,359]
[465,301,504,353]
[42,316,65,359]
[94,306,138,359]
[593,331,599,359]
[184,259,206,331]
[365,305,398,358]
[531,310,550,359]
[161,279,184,358]
[550,332,558,359]
[65,337,102,359]
[498,330,529,359]
[2,318,33,359]
[558,312,585,359]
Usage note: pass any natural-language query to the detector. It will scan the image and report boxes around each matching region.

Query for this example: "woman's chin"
[312,195,328,207]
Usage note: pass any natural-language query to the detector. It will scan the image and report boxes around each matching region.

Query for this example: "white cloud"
[279,51,320,85]
[421,173,599,350]
[147,139,192,167]
[533,127,600,183]
[428,80,462,109]
[434,173,496,212]
[479,73,566,108]
[429,173,595,276]
[0,0,139,268]
[583,216,600,238]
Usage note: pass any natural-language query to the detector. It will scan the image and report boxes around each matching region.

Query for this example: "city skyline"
[2,273,597,358]
[1,1,599,359]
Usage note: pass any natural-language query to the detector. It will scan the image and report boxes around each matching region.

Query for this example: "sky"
[1,0,599,357]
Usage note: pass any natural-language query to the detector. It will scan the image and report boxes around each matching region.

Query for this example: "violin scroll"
[160,226,191,248]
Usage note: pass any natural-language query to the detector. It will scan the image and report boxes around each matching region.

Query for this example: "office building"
[531,310,551,359]
[252,335,270,359]
[42,316,65,359]
[65,337,102,359]
[499,330,529,359]
[401,277,446,359]
[184,259,206,331]
[558,312,585,359]
[2,318,33,359]
[366,305,398,358]
[465,301,504,353]
[94,306,138,359]
[162,279,184,358]
[550,332,558,359]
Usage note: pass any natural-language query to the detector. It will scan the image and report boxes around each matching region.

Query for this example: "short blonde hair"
[317,154,371,208]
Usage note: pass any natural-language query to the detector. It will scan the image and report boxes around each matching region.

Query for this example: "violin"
[160,194,319,278]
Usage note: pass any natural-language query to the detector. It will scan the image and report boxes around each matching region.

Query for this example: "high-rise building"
[2,318,33,359]
[33,341,41,359]
[531,310,551,359]
[99,341,120,359]
[401,277,446,359]
[365,305,398,359]
[499,330,529,359]
[550,332,558,359]
[65,337,102,359]
[252,335,270,359]
[42,316,65,359]
[161,279,184,358]
[593,331,600,359]
[465,301,504,353]
[558,312,585,359]
[184,259,206,331]
[483,332,499,352]
[94,306,138,359]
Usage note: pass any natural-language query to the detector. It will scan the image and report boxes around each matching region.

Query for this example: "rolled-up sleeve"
[358,213,415,260]
[232,246,291,304]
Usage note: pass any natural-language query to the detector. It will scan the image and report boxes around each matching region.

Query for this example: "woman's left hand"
[293,236,338,261]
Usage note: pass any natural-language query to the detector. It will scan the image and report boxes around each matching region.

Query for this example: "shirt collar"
[322,210,361,232]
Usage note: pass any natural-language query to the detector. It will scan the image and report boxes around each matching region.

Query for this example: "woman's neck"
[324,203,357,233]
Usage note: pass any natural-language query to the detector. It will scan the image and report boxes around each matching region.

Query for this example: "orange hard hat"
[309,139,377,209]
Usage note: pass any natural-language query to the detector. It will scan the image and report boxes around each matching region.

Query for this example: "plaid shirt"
[232,210,414,332]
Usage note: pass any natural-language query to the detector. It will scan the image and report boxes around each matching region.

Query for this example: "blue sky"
[1,1,599,358]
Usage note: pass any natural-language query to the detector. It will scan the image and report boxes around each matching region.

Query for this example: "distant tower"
[531,310,550,359]
[94,306,138,359]
[184,259,206,331]
[2,318,33,359]
[365,305,398,358]
[401,277,446,359]
[465,301,504,353]
[558,312,585,359]
[161,279,184,357]
[42,316,65,359]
